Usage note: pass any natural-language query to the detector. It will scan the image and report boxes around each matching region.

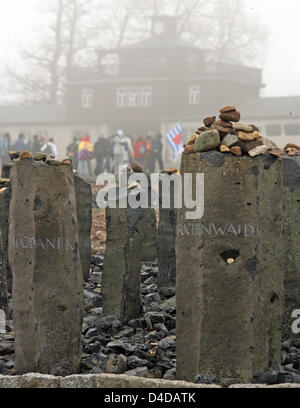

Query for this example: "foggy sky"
[0,0,300,98]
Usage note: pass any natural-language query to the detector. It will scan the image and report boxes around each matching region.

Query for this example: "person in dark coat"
[30,135,42,153]
[14,133,27,152]
[94,135,112,175]
[1,132,11,164]
[150,133,164,171]
[67,136,80,170]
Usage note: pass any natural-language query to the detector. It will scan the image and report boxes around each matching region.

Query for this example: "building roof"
[0,104,67,126]
[121,35,204,51]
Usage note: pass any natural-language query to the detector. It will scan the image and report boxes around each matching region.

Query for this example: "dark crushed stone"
[0,255,299,384]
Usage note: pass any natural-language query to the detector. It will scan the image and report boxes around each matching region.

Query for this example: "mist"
[0,0,299,163]
[1,0,300,97]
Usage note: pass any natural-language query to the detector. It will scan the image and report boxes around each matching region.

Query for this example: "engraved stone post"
[0,230,8,327]
[102,188,144,323]
[1,164,12,180]
[0,182,12,292]
[74,175,92,281]
[0,309,5,334]
[138,207,158,263]
[158,174,178,291]
[9,159,83,375]
[129,173,158,263]
[282,156,300,340]
[176,151,284,383]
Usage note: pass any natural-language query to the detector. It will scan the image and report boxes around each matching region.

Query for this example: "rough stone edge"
[229,384,300,388]
[1,374,299,388]
[0,374,220,388]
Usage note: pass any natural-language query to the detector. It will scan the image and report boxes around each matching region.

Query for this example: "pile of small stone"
[184,105,300,158]
[252,339,300,385]
[0,253,300,384]
[0,331,14,375]
[80,255,176,380]
[9,150,72,166]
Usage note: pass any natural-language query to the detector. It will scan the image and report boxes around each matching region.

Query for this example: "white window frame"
[117,88,128,108]
[128,87,140,107]
[189,85,200,105]
[141,86,152,107]
[82,89,93,108]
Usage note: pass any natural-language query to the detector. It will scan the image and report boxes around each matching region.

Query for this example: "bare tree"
[50,0,64,104]
[3,0,268,105]
[95,0,154,49]
[63,0,100,76]
[200,0,269,66]
[94,0,211,49]
[5,0,65,104]
[97,0,268,66]
[5,0,98,105]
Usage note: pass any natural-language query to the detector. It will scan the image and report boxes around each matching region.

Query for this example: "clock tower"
[152,15,177,38]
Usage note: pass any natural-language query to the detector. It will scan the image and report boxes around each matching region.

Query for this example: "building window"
[141,86,152,107]
[117,88,128,108]
[284,123,300,136]
[117,87,152,108]
[266,124,282,137]
[189,86,200,105]
[82,89,93,108]
[128,88,140,107]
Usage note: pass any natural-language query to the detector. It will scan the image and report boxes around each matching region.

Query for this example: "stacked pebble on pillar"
[177,105,300,382]
[184,105,299,158]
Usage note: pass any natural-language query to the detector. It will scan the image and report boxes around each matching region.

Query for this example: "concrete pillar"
[0,309,5,334]
[0,230,8,320]
[138,207,157,263]
[129,173,157,263]
[282,156,300,340]
[176,151,285,383]
[1,164,12,180]
[74,175,92,281]
[0,183,12,293]
[102,188,144,323]
[9,159,83,375]
[158,174,177,290]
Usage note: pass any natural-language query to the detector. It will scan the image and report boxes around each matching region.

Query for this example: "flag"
[166,123,184,160]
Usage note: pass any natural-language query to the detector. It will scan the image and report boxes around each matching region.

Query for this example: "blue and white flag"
[166,123,184,160]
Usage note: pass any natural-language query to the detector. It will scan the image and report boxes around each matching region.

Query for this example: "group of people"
[66,135,96,176]
[133,133,164,173]
[0,133,58,165]
[0,130,164,177]
[67,130,164,178]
